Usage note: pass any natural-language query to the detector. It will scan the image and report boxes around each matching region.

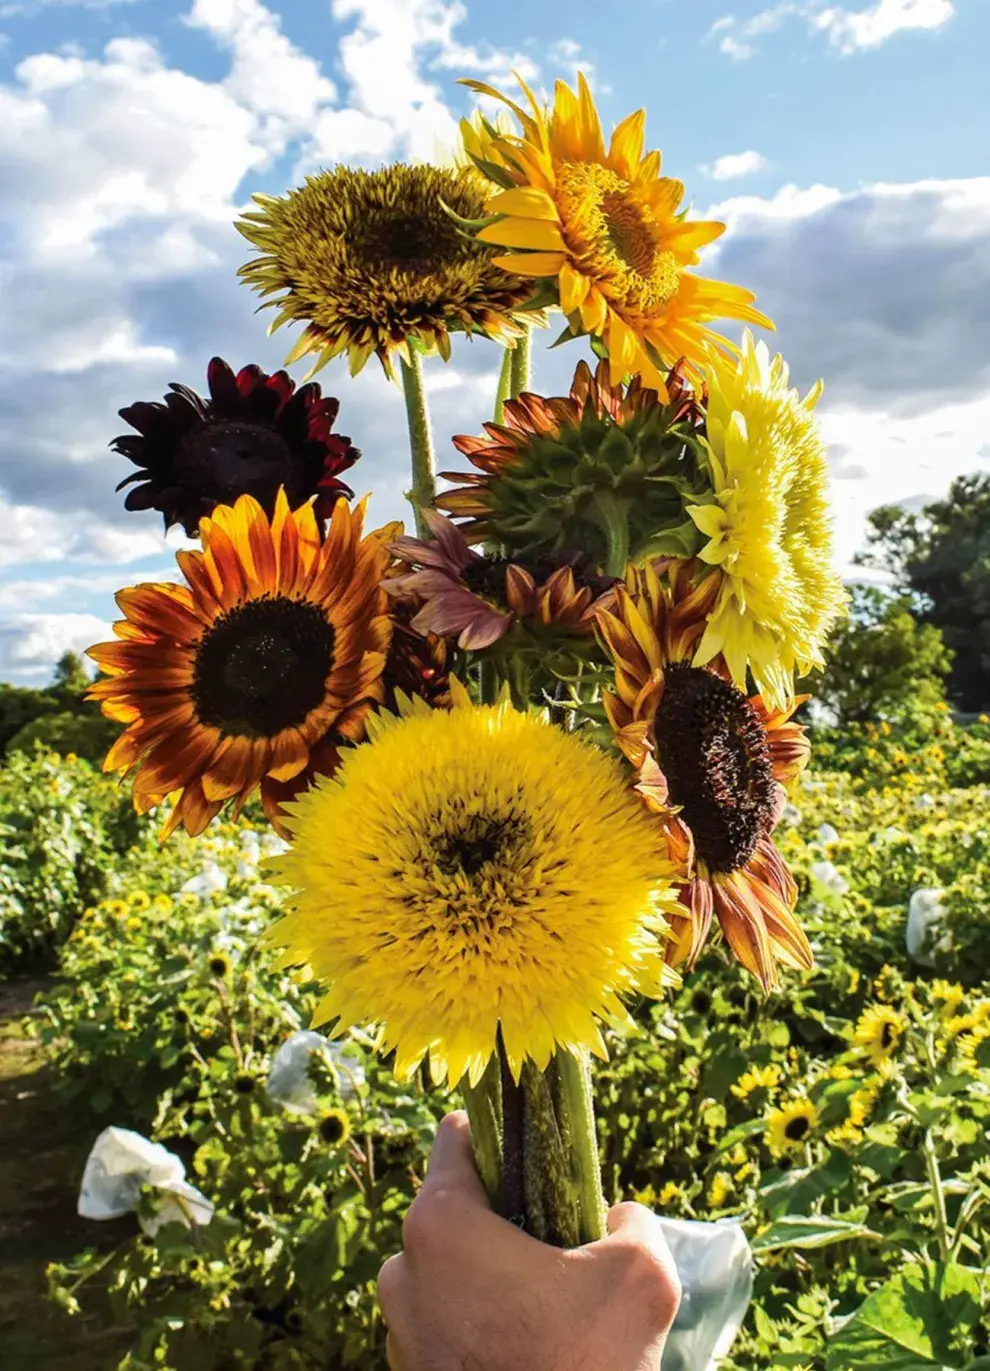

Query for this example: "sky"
[0,0,988,683]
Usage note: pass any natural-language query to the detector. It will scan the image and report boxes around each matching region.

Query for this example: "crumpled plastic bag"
[77,1126,214,1236]
[810,859,849,897]
[658,1217,754,1371]
[906,887,951,967]
[266,1030,366,1113]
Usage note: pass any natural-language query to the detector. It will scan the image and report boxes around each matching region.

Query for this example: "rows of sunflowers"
[1,68,988,1369]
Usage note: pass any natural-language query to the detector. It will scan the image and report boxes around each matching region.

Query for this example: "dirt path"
[0,978,130,1370]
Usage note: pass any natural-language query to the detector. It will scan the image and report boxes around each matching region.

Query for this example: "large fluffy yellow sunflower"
[462,74,771,392]
[687,331,846,708]
[266,685,681,1087]
[595,560,813,991]
[88,491,392,837]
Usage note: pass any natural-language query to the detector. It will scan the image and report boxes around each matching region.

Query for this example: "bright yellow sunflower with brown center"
[463,74,772,392]
[595,559,813,991]
[87,491,392,837]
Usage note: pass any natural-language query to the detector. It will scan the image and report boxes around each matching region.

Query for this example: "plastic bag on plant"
[906,887,951,967]
[658,1217,753,1371]
[77,1126,214,1235]
[266,1029,366,1112]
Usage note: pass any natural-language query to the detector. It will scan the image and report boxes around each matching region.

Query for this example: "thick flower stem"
[498,1031,526,1227]
[461,1053,503,1211]
[509,328,531,399]
[555,1048,607,1243]
[494,345,513,423]
[521,1062,580,1247]
[400,350,437,538]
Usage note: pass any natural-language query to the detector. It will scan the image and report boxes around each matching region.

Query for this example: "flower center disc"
[192,595,335,737]
[654,663,776,874]
[433,812,529,879]
[785,1115,810,1142]
[177,420,295,503]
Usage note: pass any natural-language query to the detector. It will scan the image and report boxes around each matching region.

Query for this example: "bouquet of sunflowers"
[88,73,845,1247]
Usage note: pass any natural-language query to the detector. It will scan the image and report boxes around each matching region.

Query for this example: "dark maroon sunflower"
[113,357,359,536]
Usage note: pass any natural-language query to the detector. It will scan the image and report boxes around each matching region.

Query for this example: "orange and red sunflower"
[88,491,391,837]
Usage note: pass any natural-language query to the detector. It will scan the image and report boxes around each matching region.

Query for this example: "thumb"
[422,1111,488,1206]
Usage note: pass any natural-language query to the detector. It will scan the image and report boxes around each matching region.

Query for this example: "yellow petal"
[608,108,646,180]
[559,262,590,314]
[476,218,567,251]
[491,250,568,278]
[485,187,560,221]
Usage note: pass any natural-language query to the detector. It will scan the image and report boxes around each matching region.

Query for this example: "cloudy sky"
[0,0,987,682]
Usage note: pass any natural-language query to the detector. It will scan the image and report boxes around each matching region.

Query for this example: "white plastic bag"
[659,1218,754,1371]
[266,1030,366,1113]
[816,822,839,845]
[906,887,951,967]
[810,860,848,897]
[78,1126,214,1236]
[179,861,228,898]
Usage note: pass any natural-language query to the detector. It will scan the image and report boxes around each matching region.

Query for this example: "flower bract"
[87,492,391,837]
[266,686,681,1087]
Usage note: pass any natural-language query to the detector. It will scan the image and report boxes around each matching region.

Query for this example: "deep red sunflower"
[113,357,358,536]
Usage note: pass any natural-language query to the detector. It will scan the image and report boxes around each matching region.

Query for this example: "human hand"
[377,1111,681,1371]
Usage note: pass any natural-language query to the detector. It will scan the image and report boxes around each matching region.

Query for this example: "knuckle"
[621,1243,681,1324]
[401,1185,461,1252]
[376,1253,405,1319]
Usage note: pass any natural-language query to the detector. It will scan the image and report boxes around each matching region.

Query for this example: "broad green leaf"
[826,1262,982,1371]
[759,1151,853,1219]
[752,1214,878,1253]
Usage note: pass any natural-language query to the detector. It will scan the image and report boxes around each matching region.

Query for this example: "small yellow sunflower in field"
[958,1023,990,1075]
[687,332,846,708]
[731,1063,783,1102]
[852,1005,906,1068]
[266,685,680,1086]
[463,74,771,392]
[766,1098,818,1155]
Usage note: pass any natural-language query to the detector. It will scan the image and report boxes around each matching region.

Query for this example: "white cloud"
[0,612,112,676]
[703,150,770,181]
[812,0,955,52]
[719,34,754,58]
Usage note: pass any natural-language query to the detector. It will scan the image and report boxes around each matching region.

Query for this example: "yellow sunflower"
[766,1098,818,1155]
[730,1062,783,1102]
[958,1023,990,1075]
[462,73,771,392]
[237,164,538,379]
[88,491,392,837]
[265,684,681,1087]
[595,559,813,991]
[852,1005,906,1068]
[686,331,846,708]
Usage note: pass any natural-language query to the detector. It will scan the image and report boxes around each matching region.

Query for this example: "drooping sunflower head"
[265,686,681,1087]
[463,73,772,391]
[595,559,814,990]
[87,492,392,838]
[852,1004,906,1068]
[439,358,708,572]
[766,1098,818,1155]
[113,357,358,537]
[237,164,540,379]
[687,331,847,708]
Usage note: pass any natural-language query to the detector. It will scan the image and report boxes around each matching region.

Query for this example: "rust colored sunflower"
[595,559,812,990]
[385,508,615,650]
[113,357,359,536]
[87,491,391,837]
[438,358,706,574]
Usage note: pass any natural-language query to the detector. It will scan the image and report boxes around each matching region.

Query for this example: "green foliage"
[0,651,116,762]
[811,586,952,725]
[858,473,990,712]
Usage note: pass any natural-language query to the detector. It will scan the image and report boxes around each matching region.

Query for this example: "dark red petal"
[234,363,266,397]
[207,357,240,413]
[119,401,172,437]
[123,483,163,511]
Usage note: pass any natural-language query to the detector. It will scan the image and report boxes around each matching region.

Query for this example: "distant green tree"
[52,650,92,694]
[857,473,990,711]
[810,584,953,725]
[7,711,118,764]
[0,652,115,762]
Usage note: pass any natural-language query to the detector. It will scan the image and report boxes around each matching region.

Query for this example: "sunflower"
[265,685,681,1087]
[461,73,771,391]
[318,1109,352,1146]
[87,492,391,838]
[113,357,359,537]
[766,1099,818,1155]
[852,1005,906,1067]
[380,600,452,713]
[730,1062,783,1103]
[958,1023,990,1075]
[687,331,846,708]
[237,164,539,379]
[438,357,707,574]
[385,508,615,651]
[596,559,813,990]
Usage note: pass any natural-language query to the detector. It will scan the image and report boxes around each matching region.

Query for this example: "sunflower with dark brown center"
[113,357,359,536]
[595,559,813,990]
[87,491,392,838]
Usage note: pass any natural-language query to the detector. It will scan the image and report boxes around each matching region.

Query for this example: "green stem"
[521,1061,580,1248]
[461,1053,503,1211]
[479,657,502,706]
[556,1048,606,1243]
[494,346,513,424]
[399,351,436,538]
[509,328,531,399]
[922,1128,951,1262]
[498,1031,526,1227]
[593,490,631,580]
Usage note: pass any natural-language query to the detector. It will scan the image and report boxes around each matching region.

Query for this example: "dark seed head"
[318,1110,350,1145]
[235,1073,255,1095]
[784,1114,811,1143]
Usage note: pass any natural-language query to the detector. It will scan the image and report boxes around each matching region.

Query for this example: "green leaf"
[826,1263,982,1371]
[759,1151,853,1220]
[752,1214,878,1254]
